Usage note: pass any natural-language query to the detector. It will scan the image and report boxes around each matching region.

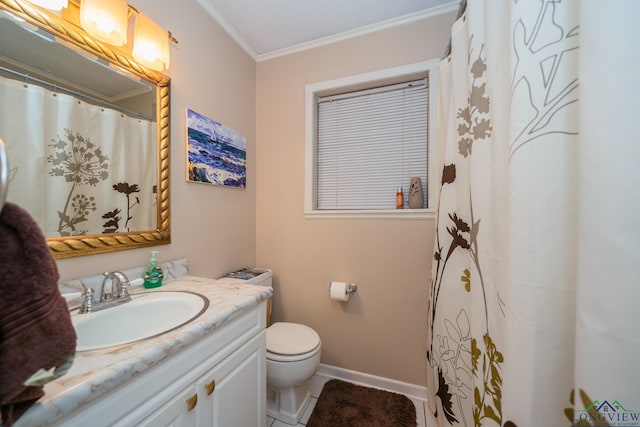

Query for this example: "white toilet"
[266,322,321,425]
[220,268,321,425]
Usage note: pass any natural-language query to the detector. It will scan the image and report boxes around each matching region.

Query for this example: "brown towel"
[0,202,76,426]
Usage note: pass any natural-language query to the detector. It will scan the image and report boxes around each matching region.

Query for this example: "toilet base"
[266,381,312,425]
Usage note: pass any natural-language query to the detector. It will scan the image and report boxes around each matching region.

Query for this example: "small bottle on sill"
[396,187,404,209]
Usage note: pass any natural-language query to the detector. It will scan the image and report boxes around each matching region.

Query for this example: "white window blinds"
[316,79,428,210]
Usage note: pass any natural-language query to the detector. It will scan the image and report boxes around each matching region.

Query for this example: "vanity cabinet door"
[136,384,198,427]
[195,330,266,427]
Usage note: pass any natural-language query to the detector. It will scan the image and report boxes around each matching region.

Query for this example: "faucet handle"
[79,287,95,314]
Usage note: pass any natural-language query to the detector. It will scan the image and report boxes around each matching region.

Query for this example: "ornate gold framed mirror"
[0,0,170,259]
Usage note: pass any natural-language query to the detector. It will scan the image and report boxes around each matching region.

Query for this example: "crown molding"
[196,0,460,63]
[193,0,258,61]
[257,1,460,62]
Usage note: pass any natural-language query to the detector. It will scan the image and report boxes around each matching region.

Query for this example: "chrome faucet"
[78,271,132,314]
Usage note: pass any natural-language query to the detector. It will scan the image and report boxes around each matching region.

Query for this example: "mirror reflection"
[0,2,171,258]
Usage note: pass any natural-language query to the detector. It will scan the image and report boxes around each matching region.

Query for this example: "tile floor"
[266,373,437,427]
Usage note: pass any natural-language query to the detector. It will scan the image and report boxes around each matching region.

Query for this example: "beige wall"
[56,0,257,281]
[51,0,456,388]
[255,12,456,386]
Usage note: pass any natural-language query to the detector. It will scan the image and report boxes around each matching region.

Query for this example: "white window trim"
[305,59,440,219]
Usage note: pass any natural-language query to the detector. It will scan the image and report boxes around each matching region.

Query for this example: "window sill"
[304,209,435,220]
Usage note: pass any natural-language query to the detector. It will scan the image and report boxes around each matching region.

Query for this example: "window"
[305,60,439,219]
[305,59,439,218]
[317,79,427,210]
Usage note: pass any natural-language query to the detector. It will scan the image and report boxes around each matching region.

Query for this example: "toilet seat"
[267,322,320,362]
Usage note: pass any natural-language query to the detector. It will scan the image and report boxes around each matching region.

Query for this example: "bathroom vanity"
[15,276,272,427]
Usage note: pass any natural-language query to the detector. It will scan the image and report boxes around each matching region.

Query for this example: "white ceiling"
[194,0,459,61]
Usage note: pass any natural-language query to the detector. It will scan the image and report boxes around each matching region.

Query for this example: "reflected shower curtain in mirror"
[0,75,156,237]
[426,1,640,426]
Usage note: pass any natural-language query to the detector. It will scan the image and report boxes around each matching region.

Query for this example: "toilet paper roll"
[330,281,350,302]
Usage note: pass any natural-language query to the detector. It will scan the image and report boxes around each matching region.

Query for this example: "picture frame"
[186,108,246,188]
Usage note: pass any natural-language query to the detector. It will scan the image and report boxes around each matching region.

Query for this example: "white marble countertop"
[15,276,272,427]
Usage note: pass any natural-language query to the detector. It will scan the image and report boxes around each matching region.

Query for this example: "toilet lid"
[267,322,320,356]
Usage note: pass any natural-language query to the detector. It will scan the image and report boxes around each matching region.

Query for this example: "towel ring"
[0,139,8,212]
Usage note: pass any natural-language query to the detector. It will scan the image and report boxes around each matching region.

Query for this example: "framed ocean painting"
[186,108,246,188]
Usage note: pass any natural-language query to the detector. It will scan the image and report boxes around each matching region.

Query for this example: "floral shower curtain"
[426,1,640,426]
[0,75,156,237]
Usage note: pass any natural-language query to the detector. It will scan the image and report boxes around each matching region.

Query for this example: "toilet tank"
[221,268,273,324]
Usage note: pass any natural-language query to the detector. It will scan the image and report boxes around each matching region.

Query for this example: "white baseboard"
[316,363,428,401]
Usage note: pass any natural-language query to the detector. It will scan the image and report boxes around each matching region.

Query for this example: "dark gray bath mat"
[306,379,417,427]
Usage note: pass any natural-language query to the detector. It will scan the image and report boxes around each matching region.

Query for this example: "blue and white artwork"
[186,108,246,188]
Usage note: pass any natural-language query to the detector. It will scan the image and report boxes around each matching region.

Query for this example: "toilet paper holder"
[328,282,358,294]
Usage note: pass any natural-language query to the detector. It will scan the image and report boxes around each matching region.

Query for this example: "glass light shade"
[80,0,128,46]
[28,0,68,10]
[132,13,169,71]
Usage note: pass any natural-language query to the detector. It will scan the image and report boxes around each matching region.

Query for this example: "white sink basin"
[72,291,209,352]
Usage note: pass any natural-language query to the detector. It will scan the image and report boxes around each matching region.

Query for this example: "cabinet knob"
[186,394,198,411]
[205,379,216,396]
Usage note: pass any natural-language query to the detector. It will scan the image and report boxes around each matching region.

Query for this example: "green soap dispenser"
[143,250,164,289]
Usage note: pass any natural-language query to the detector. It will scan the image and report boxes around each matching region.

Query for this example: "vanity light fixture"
[26,0,176,72]
[26,0,68,10]
[79,0,128,46]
